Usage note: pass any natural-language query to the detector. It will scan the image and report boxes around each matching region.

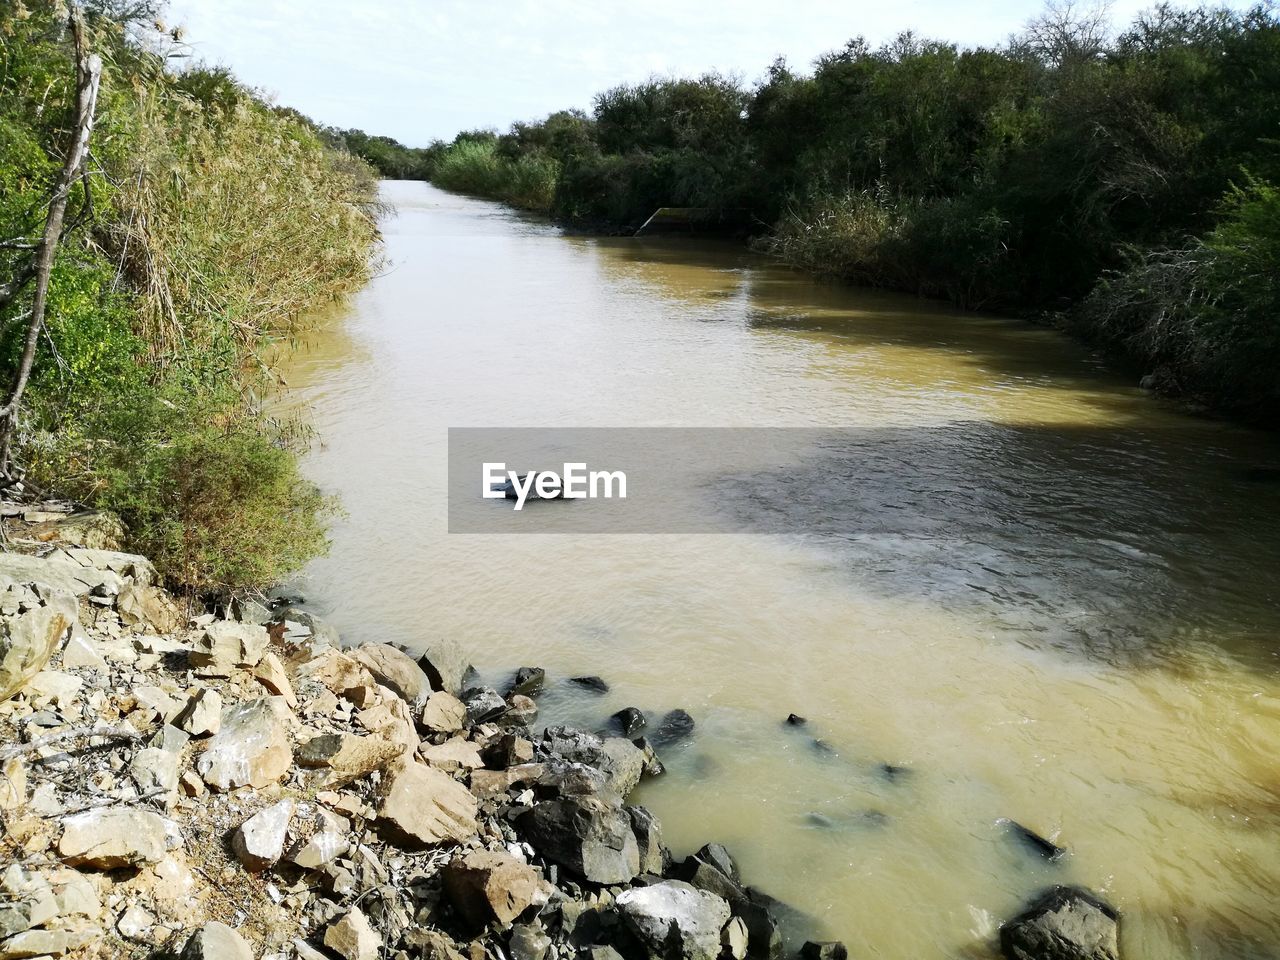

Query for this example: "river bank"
[0,505,1121,960]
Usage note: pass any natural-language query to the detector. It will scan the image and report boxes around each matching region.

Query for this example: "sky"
[163,0,1219,147]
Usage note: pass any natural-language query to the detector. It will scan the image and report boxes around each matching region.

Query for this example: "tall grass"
[431,139,558,213]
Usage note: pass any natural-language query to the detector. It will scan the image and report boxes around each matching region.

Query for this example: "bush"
[1070,177,1280,418]
[97,427,336,595]
[431,137,558,212]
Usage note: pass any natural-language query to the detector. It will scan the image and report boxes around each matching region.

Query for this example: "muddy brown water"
[282,181,1280,959]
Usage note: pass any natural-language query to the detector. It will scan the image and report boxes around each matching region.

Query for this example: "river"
[282,180,1280,960]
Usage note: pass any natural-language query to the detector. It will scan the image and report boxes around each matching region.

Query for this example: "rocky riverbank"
[0,505,1121,960]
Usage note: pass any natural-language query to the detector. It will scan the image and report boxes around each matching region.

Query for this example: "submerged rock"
[998,818,1067,862]
[784,713,806,727]
[508,666,546,698]
[609,707,646,737]
[1000,886,1119,960]
[800,942,847,960]
[651,709,695,748]
[568,675,609,694]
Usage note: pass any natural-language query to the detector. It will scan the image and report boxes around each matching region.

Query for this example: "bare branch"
[0,725,149,763]
[0,8,103,478]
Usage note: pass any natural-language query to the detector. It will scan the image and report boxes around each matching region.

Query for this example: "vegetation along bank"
[335,3,1280,425]
[1,1,380,595]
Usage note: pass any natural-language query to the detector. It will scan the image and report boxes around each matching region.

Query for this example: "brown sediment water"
[282,180,1280,960]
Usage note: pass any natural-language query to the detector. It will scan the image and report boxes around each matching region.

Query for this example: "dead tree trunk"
[0,13,102,486]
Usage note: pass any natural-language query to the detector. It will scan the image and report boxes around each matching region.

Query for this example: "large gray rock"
[196,698,292,791]
[515,795,640,885]
[0,577,78,702]
[180,921,253,960]
[57,808,172,868]
[615,880,732,960]
[232,799,295,871]
[628,805,670,875]
[540,726,646,797]
[351,643,431,706]
[415,638,471,695]
[1000,886,1119,960]
[376,758,478,849]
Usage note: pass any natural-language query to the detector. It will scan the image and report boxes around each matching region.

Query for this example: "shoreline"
[0,506,1121,960]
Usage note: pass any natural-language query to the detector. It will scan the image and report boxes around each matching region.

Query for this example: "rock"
[404,929,467,960]
[416,638,471,695]
[730,894,783,960]
[482,733,534,769]
[679,856,745,904]
[421,691,467,734]
[695,843,739,882]
[878,763,911,782]
[302,650,376,699]
[60,630,106,671]
[507,667,545,698]
[799,943,847,960]
[0,929,75,958]
[196,698,292,791]
[723,918,750,960]
[174,688,223,737]
[462,687,508,724]
[442,849,541,929]
[628,805,669,875]
[784,714,806,726]
[288,830,350,869]
[376,758,478,849]
[615,880,731,960]
[470,765,545,800]
[1000,886,1119,960]
[540,726,646,796]
[190,621,268,674]
[652,709,695,748]
[296,732,404,787]
[325,907,380,960]
[253,652,298,708]
[180,921,254,960]
[0,757,25,811]
[355,698,419,755]
[351,643,432,706]
[998,818,1067,862]
[57,808,171,868]
[130,746,180,800]
[508,921,551,960]
[421,737,484,771]
[609,707,646,737]
[24,670,81,708]
[116,903,155,940]
[568,675,609,694]
[232,799,295,871]
[505,693,538,726]
[516,795,640,884]
[0,577,78,702]
[0,887,57,939]
[116,584,182,633]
